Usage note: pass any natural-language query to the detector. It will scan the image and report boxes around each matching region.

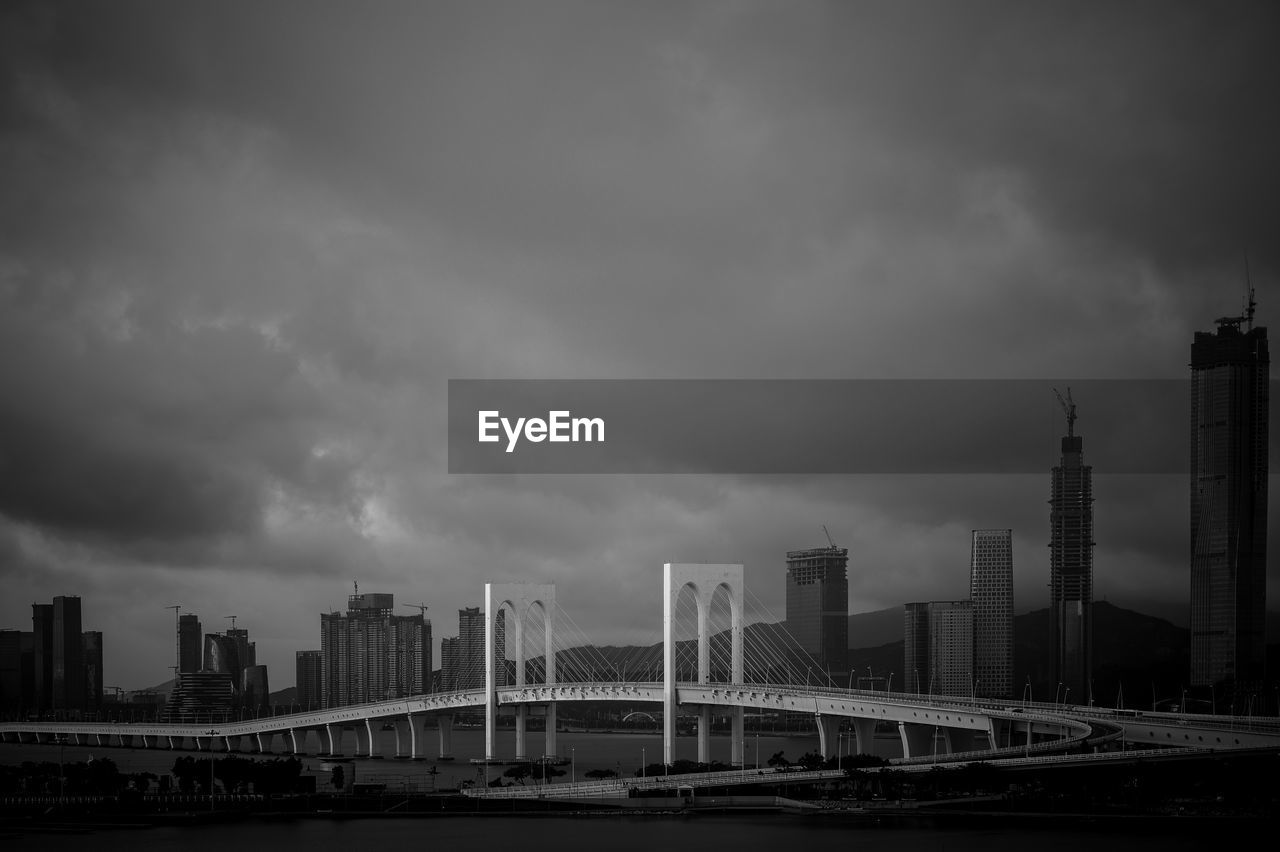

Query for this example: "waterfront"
[0,729,903,792]
[0,813,1232,851]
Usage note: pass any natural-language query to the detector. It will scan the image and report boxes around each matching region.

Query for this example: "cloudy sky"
[2,1,1278,691]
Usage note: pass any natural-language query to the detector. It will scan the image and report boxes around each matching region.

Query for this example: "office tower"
[454,606,506,689]
[31,604,52,710]
[242,665,270,712]
[1050,389,1093,705]
[440,637,460,691]
[1190,304,1268,690]
[903,603,931,695]
[178,614,203,673]
[203,634,245,696]
[82,631,103,712]
[903,601,973,698]
[930,601,974,698]
[0,630,25,713]
[319,591,430,707]
[970,529,1013,699]
[51,596,85,712]
[162,671,235,722]
[785,543,850,677]
[296,650,323,710]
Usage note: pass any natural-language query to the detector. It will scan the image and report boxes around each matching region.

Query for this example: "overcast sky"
[2,1,1278,691]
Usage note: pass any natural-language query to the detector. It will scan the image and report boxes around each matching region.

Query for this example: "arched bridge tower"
[484,583,556,762]
[663,563,745,767]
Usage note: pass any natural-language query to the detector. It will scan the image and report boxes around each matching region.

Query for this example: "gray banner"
[447,379,1274,474]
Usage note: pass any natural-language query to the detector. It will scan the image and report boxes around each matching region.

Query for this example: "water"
[0,814,1220,852]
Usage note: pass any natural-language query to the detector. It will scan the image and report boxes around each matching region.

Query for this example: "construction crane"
[224,615,237,631]
[822,525,836,549]
[164,605,181,678]
[403,602,429,618]
[1053,387,1077,438]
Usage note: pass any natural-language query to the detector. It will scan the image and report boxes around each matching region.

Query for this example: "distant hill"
[850,601,1199,708]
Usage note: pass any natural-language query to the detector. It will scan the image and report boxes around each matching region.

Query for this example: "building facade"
[295,650,323,710]
[320,592,431,707]
[903,600,973,698]
[1050,410,1093,704]
[785,545,849,677]
[1190,314,1269,690]
[178,614,203,674]
[970,529,1013,699]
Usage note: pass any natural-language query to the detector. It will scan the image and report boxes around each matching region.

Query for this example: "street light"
[641,747,646,778]
[887,673,894,693]
[571,746,575,784]
[203,729,218,811]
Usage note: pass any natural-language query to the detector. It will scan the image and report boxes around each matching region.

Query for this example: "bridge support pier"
[324,723,342,756]
[898,721,935,760]
[697,706,711,764]
[816,714,842,759]
[850,718,876,755]
[730,706,744,766]
[545,703,557,758]
[393,716,413,758]
[437,714,453,759]
[515,705,528,760]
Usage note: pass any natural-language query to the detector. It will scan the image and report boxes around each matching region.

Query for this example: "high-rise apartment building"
[970,529,1013,699]
[440,637,460,691]
[178,614,203,674]
[31,604,51,710]
[296,650,323,709]
[51,596,84,711]
[785,544,849,677]
[320,592,431,707]
[903,600,973,698]
[449,606,506,689]
[1190,306,1268,689]
[1050,391,1093,705]
[82,631,103,711]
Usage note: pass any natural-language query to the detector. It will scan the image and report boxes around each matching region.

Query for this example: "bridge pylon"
[484,583,556,762]
[663,563,744,768]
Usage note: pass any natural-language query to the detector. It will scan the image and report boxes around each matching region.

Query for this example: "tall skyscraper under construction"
[1049,388,1093,705]
[1190,298,1268,691]
[785,540,849,678]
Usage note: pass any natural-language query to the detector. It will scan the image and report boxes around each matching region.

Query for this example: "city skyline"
[1,1,1279,692]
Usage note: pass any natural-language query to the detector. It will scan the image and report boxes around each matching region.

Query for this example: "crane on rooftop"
[403,602,429,618]
[224,615,237,632]
[822,525,837,549]
[1053,387,1077,438]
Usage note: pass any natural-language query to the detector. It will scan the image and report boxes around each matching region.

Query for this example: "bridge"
[4,564,1278,794]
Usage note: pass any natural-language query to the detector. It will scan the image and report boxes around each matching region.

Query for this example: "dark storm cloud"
[1,0,1277,687]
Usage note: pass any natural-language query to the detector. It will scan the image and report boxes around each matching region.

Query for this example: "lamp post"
[203,729,218,812]
[571,746,575,785]
[641,747,645,778]
[755,732,759,770]
[1055,682,1064,704]
[887,673,894,693]
[54,734,66,810]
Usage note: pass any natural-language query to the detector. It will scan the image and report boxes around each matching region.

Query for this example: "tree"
[585,768,617,780]
[330,765,345,791]
[797,751,825,771]
[766,751,791,769]
[503,765,531,785]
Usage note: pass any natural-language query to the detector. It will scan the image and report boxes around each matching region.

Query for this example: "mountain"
[847,607,905,649]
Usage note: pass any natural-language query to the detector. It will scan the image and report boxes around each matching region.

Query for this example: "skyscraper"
[970,529,1013,699]
[453,606,504,689]
[1190,304,1268,690]
[320,591,430,707]
[31,604,51,710]
[1050,389,1093,705]
[51,596,85,712]
[903,600,973,698]
[178,614,203,674]
[82,631,103,712]
[785,544,849,677]
[296,650,323,710]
